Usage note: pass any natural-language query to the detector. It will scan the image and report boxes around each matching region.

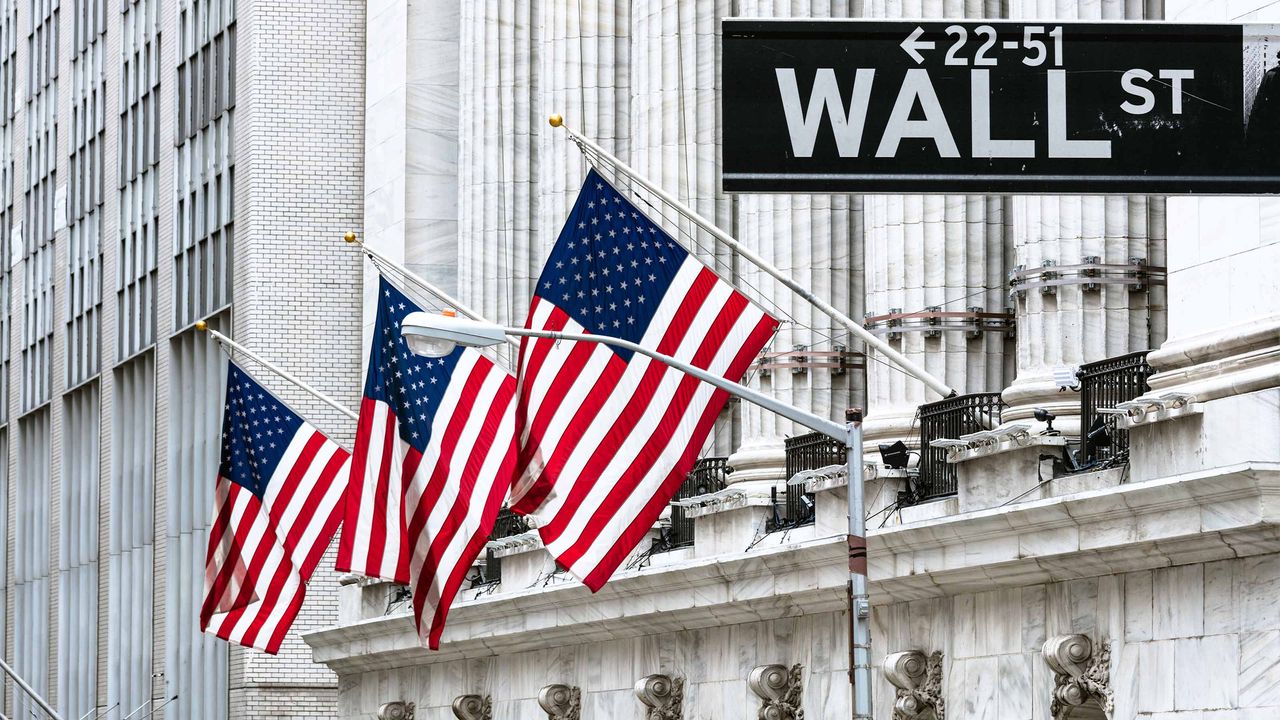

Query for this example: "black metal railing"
[770,432,845,530]
[1078,351,1153,465]
[481,506,532,584]
[916,392,1005,501]
[661,456,729,551]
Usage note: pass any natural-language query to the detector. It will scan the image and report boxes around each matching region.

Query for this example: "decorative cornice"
[487,530,542,558]
[1043,635,1112,719]
[635,674,683,720]
[748,664,804,720]
[868,463,1280,602]
[883,651,944,719]
[538,684,581,720]
[451,695,492,720]
[305,537,847,673]
[378,701,415,720]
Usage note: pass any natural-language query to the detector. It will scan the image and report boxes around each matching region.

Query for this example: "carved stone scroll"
[538,684,582,720]
[452,694,493,720]
[748,664,805,720]
[635,674,684,720]
[882,650,944,720]
[1043,635,1113,719]
[378,701,415,720]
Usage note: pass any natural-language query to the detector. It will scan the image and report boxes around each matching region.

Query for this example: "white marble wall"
[335,614,851,720]
[872,555,1280,719]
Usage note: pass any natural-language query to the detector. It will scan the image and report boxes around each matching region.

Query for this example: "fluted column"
[729,0,865,486]
[860,0,1011,458]
[536,1,630,252]
[1003,0,1168,433]
[630,0,743,457]
[458,0,541,328]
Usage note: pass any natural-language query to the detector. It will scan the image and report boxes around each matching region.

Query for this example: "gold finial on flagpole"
[548,113,563,128]
[195,320,207,332]
[343,231,357,243]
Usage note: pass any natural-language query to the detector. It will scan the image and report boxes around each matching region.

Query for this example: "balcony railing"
[770,431,845,530]
[916,392,1005,501]
[481,506,532,585]
[1078,350,1153,465]
[661,456,729,552]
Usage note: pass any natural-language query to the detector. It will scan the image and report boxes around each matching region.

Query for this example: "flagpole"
[196,321,359,421]
[548,113,956,400]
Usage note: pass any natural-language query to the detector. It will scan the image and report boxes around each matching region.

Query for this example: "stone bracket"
[1043,635,1113,719]
[538,684,581,720]
[378,701,415,720]
[882,650,944,720]
[748,663,804,720]
[452,694,492,720]
[635,674,684,719]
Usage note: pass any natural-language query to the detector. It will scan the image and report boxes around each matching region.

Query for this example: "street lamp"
[402,311,874,716]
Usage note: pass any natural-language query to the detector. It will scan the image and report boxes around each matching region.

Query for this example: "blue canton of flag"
[536,173,689,360]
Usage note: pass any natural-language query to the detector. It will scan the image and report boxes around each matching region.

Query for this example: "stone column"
[629,0,744,457]
[1002,0,1167,434]
[728,0,865,487]
[859,0,1012,460]
[536,1,631,259]
[458,0,541,328]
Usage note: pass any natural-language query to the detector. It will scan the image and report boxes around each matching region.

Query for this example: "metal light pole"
[402,313,873,717]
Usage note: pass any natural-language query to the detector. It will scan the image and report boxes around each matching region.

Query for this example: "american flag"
[510,170,779,590]
[201,361,350,654]
[336,277,517,649]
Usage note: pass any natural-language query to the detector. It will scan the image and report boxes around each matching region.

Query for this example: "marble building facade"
[309,0,1280,718]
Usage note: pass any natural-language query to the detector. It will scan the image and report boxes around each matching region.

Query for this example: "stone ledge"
[867,462,1280,602]
[304,535,848,673]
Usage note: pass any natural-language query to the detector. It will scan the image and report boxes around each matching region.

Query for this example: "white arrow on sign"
[900,26,934,64]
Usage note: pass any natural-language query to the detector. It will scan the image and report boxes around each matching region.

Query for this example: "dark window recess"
[915,393,1005,503]
[476,506,531,586]
[653,456,730,554]
[1078,351,1153,468]
[769,432,844,531]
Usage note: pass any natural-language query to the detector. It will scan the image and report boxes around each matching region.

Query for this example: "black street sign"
[721,20,1280,194]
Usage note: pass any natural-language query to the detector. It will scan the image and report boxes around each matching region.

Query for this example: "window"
[118,0,159,359]
[66,0,105,386]
[173,0,234,329]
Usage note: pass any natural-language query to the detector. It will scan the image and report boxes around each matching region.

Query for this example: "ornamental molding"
[487,530,542,558]
[451,695,492,720]
[635,674,683,720]
[883,650,944,720]
[748,664,804,720]
[378,701,414,720]
[1143,315,1280,408]
[1043,635,1113,720]
[538,684,581,720]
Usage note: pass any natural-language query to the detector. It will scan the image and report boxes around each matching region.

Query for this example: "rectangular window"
[108,352,154,717]
[173,0,234,329]
[117,0,159,360]
[164,319,228,719]
[22,0,57,411]
[59,383,99,719]
[14,409,50,720]
[66,0,105,387]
